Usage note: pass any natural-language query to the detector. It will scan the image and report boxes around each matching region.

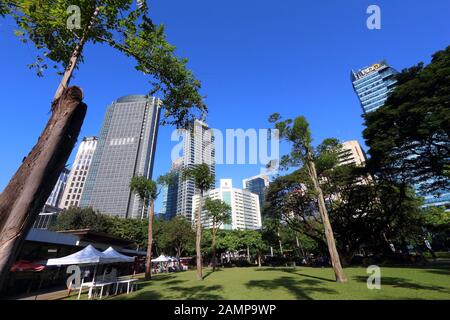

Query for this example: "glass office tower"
[351,61,398,114]
[80,95,161,218]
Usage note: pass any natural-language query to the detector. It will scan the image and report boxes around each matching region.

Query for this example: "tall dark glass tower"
[80,95,161,218]
[351,61,398,114]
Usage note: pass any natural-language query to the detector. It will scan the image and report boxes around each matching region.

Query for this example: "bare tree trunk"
[145,200,154,280]
[53,6,100,101]
[195,192,203,280]
[0,87,87,294]
[211,232,217,272]
[247,245,251,263]
[257,253,262,267]
[306,151,347,283]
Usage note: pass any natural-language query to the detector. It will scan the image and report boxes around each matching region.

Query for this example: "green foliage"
[8,0,206,126]
[182,163,215,193]
[106,215,148,248]
[264,137,426,261]
[129,175,158,207]
[363,46,450,193]
[204,198,231,229]
[268,114,313,169]
[156,216,195,257]
[50,207,109,232]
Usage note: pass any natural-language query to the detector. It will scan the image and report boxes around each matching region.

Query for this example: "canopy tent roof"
[46,245,119,266]
[151,255,170,262]
[102,247,135,263]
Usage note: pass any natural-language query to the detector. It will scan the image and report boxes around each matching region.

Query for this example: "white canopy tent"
[46,245,119,266]
[102,247,135,263]
[151,255,170,263]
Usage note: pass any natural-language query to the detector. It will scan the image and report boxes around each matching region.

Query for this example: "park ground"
[68,264,450,300]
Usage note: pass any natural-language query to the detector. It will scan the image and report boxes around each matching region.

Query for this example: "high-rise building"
[338,140,367,167]
[351,61,398,114]
[193,179,261,230]
[45,168,70,208]
[242,174,270,210]
[80,95,161,218]
[163,119,215,220]
[161,158,183,220]
[61,137,98,209]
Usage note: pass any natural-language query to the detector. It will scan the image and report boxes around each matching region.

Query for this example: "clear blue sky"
[0,0,449,212]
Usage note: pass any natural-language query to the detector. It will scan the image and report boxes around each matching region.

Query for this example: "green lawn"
[71,266,450,300]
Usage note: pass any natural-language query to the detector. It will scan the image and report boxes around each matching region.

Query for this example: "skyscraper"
[61,136,98,209]
[45,168,70,208]
[351,61,398,114]
[80,95,161,218]
[242,174,270,210]
[193,179,262,230]
[163,119,215,220]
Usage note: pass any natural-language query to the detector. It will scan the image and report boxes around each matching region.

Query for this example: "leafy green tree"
[203,198,231,271]
[265,137,426,264]
[269,114,347,282]
[158,216,195,258]
[422,206,450,250]
[7,0,206,120]
[241,230,267,267]
[182,163,215,280]
[363,46,450,194]
[130,176,157,280]
[106,215,148,249]
[51,207,109,232]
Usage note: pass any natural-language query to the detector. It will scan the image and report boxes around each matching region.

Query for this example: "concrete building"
[80,95,161,218]
[193,179,262,231]
[351,61,398,114]
[242,174,270,210]
[45,168,70,208]
[163,119,215,220]
[338,140,367,167]
[60,137,98,209]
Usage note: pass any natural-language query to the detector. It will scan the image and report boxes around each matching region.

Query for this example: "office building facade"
[61,137,98,209]
[242,174,270,210]
[45,168,70,208]
[193,179,262,230]
[80,95,161,218]
[351,61,398,114]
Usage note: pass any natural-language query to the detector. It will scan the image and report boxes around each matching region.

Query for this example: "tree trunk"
[195,192,203,280]
[247,245,251,263]
[144,200,154,280]
[0,87,87,294]
[306,151,347,283]
[257,253,262,267]
[53,6,100,101]
[211,234,217,272]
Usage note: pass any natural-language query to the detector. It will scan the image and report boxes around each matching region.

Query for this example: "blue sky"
[0,0,449,212]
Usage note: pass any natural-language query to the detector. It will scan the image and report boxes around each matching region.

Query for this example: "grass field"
[70,265,450,300]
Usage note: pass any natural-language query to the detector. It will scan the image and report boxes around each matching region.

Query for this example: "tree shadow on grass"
[246,276,338,300]
[424,268,450,276]
[254,267,335,282]
[352,276,450,293]
[203,269,223,280]
[167,284,224,300]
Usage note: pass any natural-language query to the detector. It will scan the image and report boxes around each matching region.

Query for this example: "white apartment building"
[192,179,262,231]
[338,140,367,166]
[61,136,98,209]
